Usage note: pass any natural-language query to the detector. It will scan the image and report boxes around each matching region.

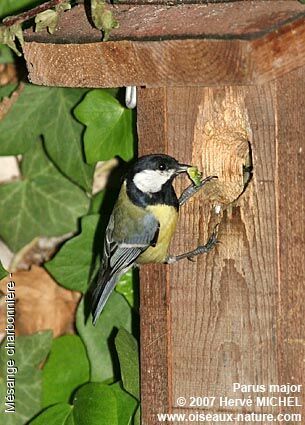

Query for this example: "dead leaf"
[10,232,74,272]
[0,63,17,86]
[0,156,20,184]
[92,158,119,195]
[0,83,24,121]
[0,266,81,339]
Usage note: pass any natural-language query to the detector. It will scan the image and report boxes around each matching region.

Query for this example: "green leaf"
[111,382,138,425]
[73,383,118,424]
[0,141,89,252]
[115,328,139,400]
[74,90,135,164]
[0,260,8,279]
[56,2,71,13]
[32,384,118,425]
[0,84,93,191]
[0,331,52,424]
[89,189,105,214]
[0,24,23,56]
[29,403,73,425]
[42,335,90,408]
[76,292,132,382]
[0,371,41,425]
[46,215,100,292]
[91,0,119,41]
[7,330,52,371]
[35,9,59,34]
[35,3,70,34]
[0,0,43,19]
[0,45,14,63]
[0,83,17,100]
[115,270,135,308]
[133,406,141,425]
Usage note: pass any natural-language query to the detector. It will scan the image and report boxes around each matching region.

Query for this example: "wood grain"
[24,2,305,43]
[137,88,171,424]
[192,87,251,205]
[276,68,305,420]
[137,82,305,424]
[167,86,279,421]
[22,2,305,88]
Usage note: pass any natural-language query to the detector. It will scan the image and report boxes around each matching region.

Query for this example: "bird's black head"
[127,154,189,194]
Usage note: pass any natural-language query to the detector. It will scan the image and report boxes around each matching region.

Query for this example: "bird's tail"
[91,270,119,325]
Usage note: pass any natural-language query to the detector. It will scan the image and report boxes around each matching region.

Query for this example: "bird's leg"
[165,225,219,264]
[179,175,217,206]
[167,175,219,264]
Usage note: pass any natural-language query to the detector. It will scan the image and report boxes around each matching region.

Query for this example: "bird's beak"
[176,163,191,174]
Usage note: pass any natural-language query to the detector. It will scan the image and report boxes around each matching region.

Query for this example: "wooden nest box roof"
[23,1,305,88]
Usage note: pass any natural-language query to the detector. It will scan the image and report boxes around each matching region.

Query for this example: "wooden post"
[22,2,305,424]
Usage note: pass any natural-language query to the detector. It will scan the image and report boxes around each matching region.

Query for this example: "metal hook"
[125,86,137,109]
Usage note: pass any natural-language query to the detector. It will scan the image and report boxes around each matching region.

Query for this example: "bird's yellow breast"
[137,204,178,264]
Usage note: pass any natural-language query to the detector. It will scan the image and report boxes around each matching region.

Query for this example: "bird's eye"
[158,163,166,171]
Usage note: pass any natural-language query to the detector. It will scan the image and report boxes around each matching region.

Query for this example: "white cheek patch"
[133,169,174,193]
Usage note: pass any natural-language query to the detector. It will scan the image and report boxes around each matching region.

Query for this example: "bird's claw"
[197,175,218,188]
[187,256,196,262]
[206,226,220,249]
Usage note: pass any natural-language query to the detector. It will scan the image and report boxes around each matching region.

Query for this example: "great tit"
[91,154,218,324]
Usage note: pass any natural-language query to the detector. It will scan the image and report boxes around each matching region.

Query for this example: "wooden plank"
[22,2,305,88]
[111,0,269,3]
[167,86,280,420]
[137,88,171,424]
[24,2,305,43]
[137,84,291,423]
[252,17,305,84]
[276,68,305,420]
[23,39,251,88]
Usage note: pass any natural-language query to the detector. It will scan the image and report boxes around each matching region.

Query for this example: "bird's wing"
[91,213,159,324]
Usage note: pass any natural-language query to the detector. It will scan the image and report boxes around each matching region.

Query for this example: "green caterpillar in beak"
[187,166,202,187]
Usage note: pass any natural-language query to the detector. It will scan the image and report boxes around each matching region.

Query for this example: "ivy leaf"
[46,215,100,292]
[0,45,14,63]
[0,24,23,56]
[0,260,8,279]
[0,0,42,19]
[91,0,119,41]
[73,383,118,424]
[29,403,73,425]
[42,335,90,407]
[0,330,52,372]
[35,3,70,34]
[0,375,40,424]
[115,328,140,400]
[115,270,135,308]
[0,141,89,252]
[111,382,138,425]
[46,213,135,297]
[134,406,141,425]
[31,384,118,425]
[89,189,105,214]
[0,84,93,191]
[74,90,135,164]
[0,331,52,425]
[12,23,24,47]
[56,2,71,13]
[76,293,132,382]
[0,83,17,100]
[35,9,59,34]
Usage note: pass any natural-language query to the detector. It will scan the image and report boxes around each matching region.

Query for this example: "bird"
[91,154,218,324]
